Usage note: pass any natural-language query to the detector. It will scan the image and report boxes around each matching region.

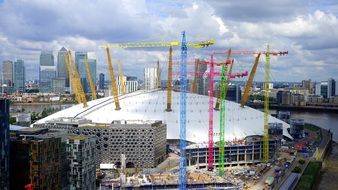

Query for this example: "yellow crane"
[63,53,81,104]
[240,53,261,107]
[63,51,88,107]
[191,59,199,93]
[166,47,173,111]
[100,39,215,111]
[118,60,125,95]
[84,57,97,100]
[69,50,88,107]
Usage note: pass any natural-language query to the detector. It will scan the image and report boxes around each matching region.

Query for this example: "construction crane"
[263,45,271,162]
[101,34,214,189]
[214,59,234,111]
[118,61,125,95]
[100,38,214,111]
[218,49,232,175]
[84,57,97,100]
[179,31,188,190]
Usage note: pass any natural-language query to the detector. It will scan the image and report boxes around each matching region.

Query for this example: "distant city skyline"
[0,0,337,82]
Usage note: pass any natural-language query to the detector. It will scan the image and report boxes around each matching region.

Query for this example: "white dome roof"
[35,90,292,143]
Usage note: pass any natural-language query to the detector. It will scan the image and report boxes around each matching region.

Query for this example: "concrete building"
[290,119,305,139]
[302,79,313,94]
[10,128,69,190]
[291,94,305,106]
[144,68,158,90]
[57,47,70,90]
[315,81,329,99]
[67,135,96,190]
[52,78,66,94]
[328,78,336,98]
[125,76,139,93]
[13,59,25,92]
[0,99,10,190]
[39,51,56,93]
[227,84,241,103]
[118,76,139,94]
[2,60,13,87]
[34,119,167,169]
[186,136,281,168]
[99,73,105,90]
[277,91,291,105]
[308,95,324,104]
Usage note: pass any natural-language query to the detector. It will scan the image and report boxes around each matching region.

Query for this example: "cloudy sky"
[0,0,337,82]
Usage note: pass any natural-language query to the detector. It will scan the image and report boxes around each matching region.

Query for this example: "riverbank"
[248,103,338,113]
[316,141,338,190]
[12,102,74,105]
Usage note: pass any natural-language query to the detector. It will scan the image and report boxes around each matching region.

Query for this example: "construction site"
[31,31,307,189]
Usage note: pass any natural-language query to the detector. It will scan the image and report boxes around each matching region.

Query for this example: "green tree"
[9,117,16,125]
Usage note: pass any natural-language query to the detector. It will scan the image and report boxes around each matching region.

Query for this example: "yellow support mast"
[118,60,125,95]
[263,45,270,162]
[191,59,199,93]
[63,53,81,104]
[157,60,161,88]
[166,47,173,112]
[240,53,261,107]
[68,50,88,107]
[84,57,97,100]
[101,39,214,111]
[105,47,121,110]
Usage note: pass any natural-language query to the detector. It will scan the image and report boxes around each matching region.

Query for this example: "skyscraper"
[13,59,25,92]
[39,51,56,93]
[75,52,87,71]
[144,67,158,90]
[126,76,139,94]
[57,47,70,89]
[328,78,336,98]
[78,58,96,94]
[2,61,13,87]
[320,81,328,99]
[197,60,207,95]
[99,73,105,90]
[0,99,10,190]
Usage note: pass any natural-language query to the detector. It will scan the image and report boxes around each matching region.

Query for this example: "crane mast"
[166,47,173,112]
[68,51,88,107]
[118,61,125,95]
[63,53,81,104]
[84,58,97,100]
[179,31,188,190]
